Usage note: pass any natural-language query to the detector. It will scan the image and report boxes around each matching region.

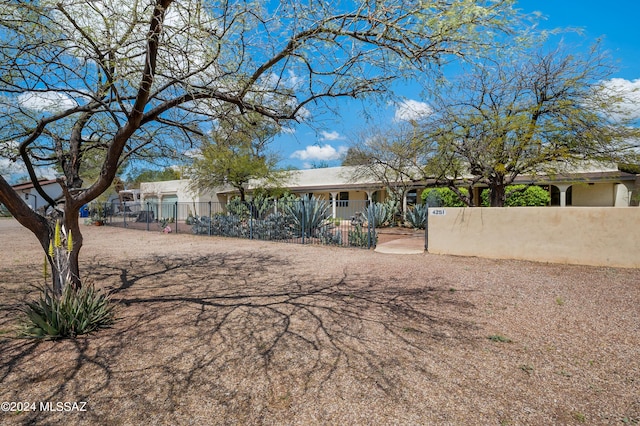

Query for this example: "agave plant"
[406,204,428,229]
[363,202,389,228]
[283,195,330,238]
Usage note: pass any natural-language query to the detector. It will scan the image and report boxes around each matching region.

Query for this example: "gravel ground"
[0,218,638,425]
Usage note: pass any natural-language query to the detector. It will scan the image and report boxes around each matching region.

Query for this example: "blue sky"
[278,0,640,170]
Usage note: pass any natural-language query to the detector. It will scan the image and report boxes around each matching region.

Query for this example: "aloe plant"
[21,282,115,339]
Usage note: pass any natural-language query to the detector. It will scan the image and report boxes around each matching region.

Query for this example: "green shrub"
[249,193,275,219]
[481,185,550,206]
[20,283,115,339]
[421,187,469,207]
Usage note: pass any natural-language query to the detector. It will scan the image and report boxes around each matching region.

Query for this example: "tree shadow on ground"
[1,251,479,425]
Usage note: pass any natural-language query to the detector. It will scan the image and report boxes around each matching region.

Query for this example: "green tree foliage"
[188,114,286,201]
[481,185,550,206]
[421,187,470,207]
[126,167,181,188]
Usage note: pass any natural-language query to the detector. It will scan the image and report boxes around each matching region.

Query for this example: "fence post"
[146,202,150,231]
[208,201,212,236]
[424,203,429,252]
[174,201,178,234]
[301,198,305,245]
[123,203,126,228]
[367,199,373,249]
[249,203,254,240]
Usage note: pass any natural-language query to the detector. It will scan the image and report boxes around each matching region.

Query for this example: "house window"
[406,189,418,206]
[337,192,349,207]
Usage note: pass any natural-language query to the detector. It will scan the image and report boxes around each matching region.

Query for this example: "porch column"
[330,192,338,218]
[365,190,375,204]
[555,184,571,207]
[615,183,635,207]
[402,192,408,219]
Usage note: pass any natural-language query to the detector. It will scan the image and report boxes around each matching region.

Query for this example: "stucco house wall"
[11,179,63,212]
[571,182,616,206]
[140,180,225,219]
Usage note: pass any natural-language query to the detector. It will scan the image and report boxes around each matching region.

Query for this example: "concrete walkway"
[374,234,425,255]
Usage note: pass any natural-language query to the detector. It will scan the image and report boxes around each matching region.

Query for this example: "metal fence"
[92,198,378,249]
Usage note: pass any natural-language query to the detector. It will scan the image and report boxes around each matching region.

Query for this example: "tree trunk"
[489,179,506,207]
[0,176,84,292]
[63,205,83,290]
[43,206,83,293]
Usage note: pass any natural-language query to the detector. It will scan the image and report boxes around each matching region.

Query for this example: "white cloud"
[598,78,640,121]
[0,158,57,184]
[17,91,78,112]
[393,99,433,122]
[319,130,345,141]
[290,144,348,161]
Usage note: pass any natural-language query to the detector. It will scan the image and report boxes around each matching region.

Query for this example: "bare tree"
[0,0,521,288]
[345,123,426,215]
[421,43,640,206]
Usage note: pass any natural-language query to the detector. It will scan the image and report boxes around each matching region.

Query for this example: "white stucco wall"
[17,182,63,211]
[571,183,614,206]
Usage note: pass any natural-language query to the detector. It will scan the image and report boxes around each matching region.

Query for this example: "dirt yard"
[0,218,638,425]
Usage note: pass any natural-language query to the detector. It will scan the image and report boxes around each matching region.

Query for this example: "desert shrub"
[250,212,295,241]
[481,185,550,206]
[383,199,401,223]
[276,192,298,211]
[421,187,469,207]
[210,214,247,238]
[406,204,428,229]
[20,282,115,339]
[191,215,211,234]
[348,224,377,248]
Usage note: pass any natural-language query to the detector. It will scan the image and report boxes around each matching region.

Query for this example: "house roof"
[215,166,386,194]
[154,162,639,197]
[11,179,59,191]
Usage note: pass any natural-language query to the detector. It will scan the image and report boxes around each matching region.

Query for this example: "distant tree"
[421,43,640,206]
[188,114,287,201]
[127,167,181,188]
[347,124,425,215]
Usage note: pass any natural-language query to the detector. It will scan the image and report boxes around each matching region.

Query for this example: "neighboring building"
[133,162,638,221]
[11,179,63,212]
[139,179,223,220]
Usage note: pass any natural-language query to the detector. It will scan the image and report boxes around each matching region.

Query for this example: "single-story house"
[135,162,638,220]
